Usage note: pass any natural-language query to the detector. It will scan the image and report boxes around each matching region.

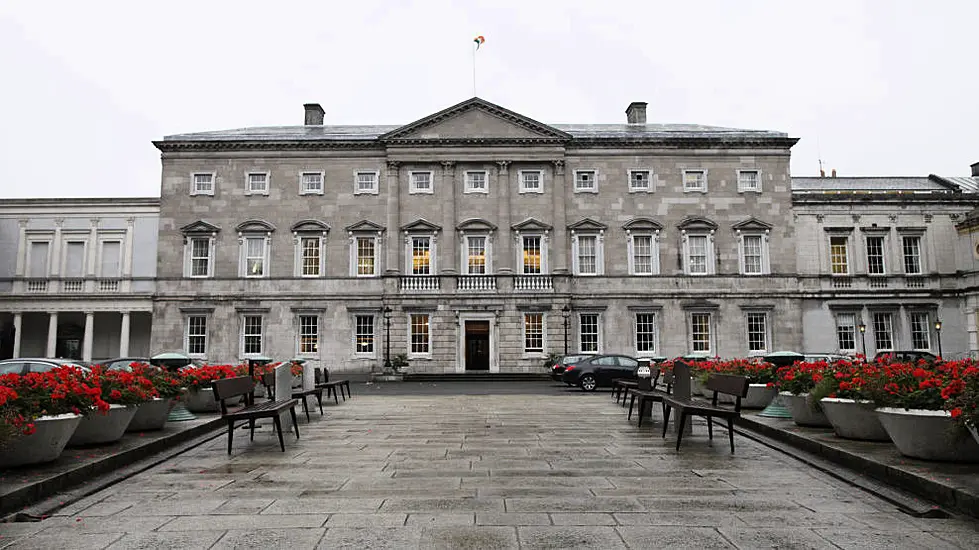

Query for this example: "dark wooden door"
[465,321,490,371]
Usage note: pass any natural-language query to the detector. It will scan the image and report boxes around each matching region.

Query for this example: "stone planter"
[969,423,979,447]
[876,408,979,462]
[0,414,82,468]
[820,398,890,441]
[183,387,221,413]
[742,384,777,409]
[691,378,709,398]
[781,392,832,427]
[127,398,174,432]
[68,404,138,446]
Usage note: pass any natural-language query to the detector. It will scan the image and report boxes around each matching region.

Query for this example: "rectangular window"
[29,241,49,277]
[355,171,378,194]
[301,237,321,276]
[836,312,856,352]
[411,236,431,275]
[247,172,268,194]
[299,315,318,354]
[410,314,430,354]
[629,170,651,192]
[633,235,653,275]
[903,236,922,274]
[522,236,541,274]
[190,238,211,277]
[192,173,214,195]
[355,315,375,354]
[683,170,706,192]
[636,313,657,354]
[577,235,597,275]
[245,237,265,277]
[520,170,542,193]
[187,316,207,356]
[65,241,86,277]
[873,312,893,351]
[909,312,931,350]
[742,235,763,274]
[357,237,375,276]
[301,172,323,194]
[579,313,599,353]
[410,171,433,193]
[465,171,487,193]
[99,241,121,278]
[830,236,849,275]
[574,170,596,192]
[691,312,711,353]
[738,170,760,192]
[243,315,263,355]
[467,236,486,275]
[746,313,768,353]
[688,236,708,275]
[524,313,544,353]
[866,236,885,275]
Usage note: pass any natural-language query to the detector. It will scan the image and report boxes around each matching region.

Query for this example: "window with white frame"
[519,170,542,193]
[354,171,378,194]
[683,170,706,192]
[902,235,922,274]
[409,171,433,194]
[836,312,857,352]
[690,312,712,354]
[522,235,543,274]
[191,173,214,196]
[909,312,931,350]
[27,240,50,277]
[188,237,213,277]
[354,235,378,276]
[579,313,600,353]
[63,241,86,278]
[298,236,323,277]
[873,312,894,351]
[298,315,318,354]
[246,172,269,195]
[355,315,375,354]
[186,316,207,357]
[524,313,544,354]
[739,234,769,275]
[408,236,434,275]
[628,233,658,275]
[574,170,597,193]
[746,312,769,353]
[466,236,487,274]
[635,312,657,355]
[242,236,268,277]
[866,236,885,275]
[737,170,761,192]
[573,234,603,275]
[242,315,263,355]
[409,313,430,355]
[685,234,712,275]
[465,171,488,193]
[829,236,850,275]
[629,170,652,192]
[300,172,323,195]
[98,240,122,278]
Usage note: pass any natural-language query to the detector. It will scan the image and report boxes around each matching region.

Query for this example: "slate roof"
[792,175,979,194]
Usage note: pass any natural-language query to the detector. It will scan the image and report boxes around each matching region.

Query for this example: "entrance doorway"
[465,321,490,371]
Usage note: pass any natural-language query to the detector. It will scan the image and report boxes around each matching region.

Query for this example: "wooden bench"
[212,376,300,455]
[262,372,324,423]
[627,370,674,428]
[660,373,749,453]
[612,380,638,405]
[314,368,351,404]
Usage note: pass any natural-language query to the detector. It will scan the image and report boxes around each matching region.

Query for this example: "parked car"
[99,357,152,372]
[561,354,640,391]
[803,353,850,363]
[0,358,91,375]
[873,350,938,363]
[548,354,590,383]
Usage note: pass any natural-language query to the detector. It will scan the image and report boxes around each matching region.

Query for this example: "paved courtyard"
[2,385,979,549]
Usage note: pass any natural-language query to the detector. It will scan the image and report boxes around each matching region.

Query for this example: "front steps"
[403,372,551,382]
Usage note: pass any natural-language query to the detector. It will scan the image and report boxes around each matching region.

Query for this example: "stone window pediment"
[180,220,221,235]
[235,219,276,234]
[731,217,772,233]
[457,218,497,233]
[567,218,608,233]
[623,217,663,233]
[511,218,553,233]
[291,219,331,233]
[345,219,386,234]
[677,216,718,232]
[401,218,442,234]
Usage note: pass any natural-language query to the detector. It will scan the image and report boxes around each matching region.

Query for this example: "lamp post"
[935,319,943,359]
[383,306,392,370]
[561,305,571,355]
[857,322,867,360]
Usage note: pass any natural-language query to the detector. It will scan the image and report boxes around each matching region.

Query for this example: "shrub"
[178,364,239,389]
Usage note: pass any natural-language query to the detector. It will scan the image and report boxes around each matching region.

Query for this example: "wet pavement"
[2,385,978,549]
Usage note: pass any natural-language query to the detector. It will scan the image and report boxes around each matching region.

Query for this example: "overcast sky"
[0,0,976,199]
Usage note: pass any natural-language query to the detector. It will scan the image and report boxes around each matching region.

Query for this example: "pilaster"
[496,161,512,274]
[552,160,569,274]
[385,161,401,275]
[441,161,458,274]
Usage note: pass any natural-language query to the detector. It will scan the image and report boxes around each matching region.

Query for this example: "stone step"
[403,372,551,382]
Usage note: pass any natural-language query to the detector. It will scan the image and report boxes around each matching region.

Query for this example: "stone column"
[119,312,131,357]
[46,312,58,357]
[12,312,22,358]
[82,311,94,362]
[384,161,401,275]
[552,160,569,274]
[441,162,457,274]
[496,161,512,273]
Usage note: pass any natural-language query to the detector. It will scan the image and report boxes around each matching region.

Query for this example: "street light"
[561,305,571,355]
[857,322,867,360]
[935,319,943,359]
[382,306,392,370]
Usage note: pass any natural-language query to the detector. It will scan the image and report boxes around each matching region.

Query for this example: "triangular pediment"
[401,218,442,233]
[567,218,608,232]
[511,218,553,233]
[677,216,718,231]
[291,219,331,233]
[180,220,221,234]
[345,219,385,233]
[457,218,497,232]
[235,219,276,233]
[380,98,571,142]
[732,217,773,232]
[622,217,663,232]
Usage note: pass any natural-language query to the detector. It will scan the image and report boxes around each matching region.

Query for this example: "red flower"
[950,407,963,418]
[109,390,122,400]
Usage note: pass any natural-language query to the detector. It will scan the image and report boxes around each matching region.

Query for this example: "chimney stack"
[831,168,837,178]
[626,102,647,124]
[971,161,979,177]
[304,103,324,126]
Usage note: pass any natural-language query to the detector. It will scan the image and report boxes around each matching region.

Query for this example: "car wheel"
[579,374,597,392]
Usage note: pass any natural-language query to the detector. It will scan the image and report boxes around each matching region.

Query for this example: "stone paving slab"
[3,391,979,549]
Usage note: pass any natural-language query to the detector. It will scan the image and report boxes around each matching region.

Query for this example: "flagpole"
[472,42,477,96]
